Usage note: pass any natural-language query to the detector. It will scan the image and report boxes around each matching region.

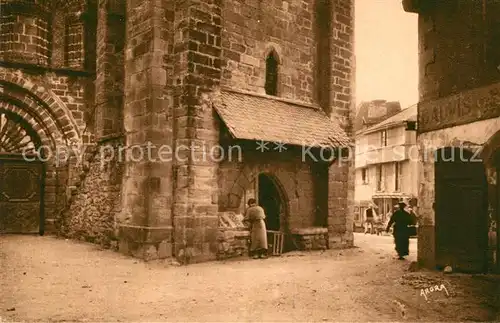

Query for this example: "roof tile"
[214,90,351,148]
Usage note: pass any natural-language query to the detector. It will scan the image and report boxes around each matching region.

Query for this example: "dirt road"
[1,233,497,322]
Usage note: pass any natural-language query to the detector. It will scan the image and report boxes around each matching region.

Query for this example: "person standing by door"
[244,198,268,259]
[386,201,413,260]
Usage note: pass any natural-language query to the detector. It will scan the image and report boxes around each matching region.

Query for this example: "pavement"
[0,232,497,322]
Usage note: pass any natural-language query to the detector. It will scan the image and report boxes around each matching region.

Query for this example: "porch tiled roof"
[214,90,351,148]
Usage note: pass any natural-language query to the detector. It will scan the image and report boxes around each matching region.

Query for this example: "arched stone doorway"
[258,173,285,232]
[0,110,45,235]
[257,172,290,253]
[434,147,489,273]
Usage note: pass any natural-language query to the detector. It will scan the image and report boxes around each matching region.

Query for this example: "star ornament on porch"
[273,141,287,152]
[255,140,269,152]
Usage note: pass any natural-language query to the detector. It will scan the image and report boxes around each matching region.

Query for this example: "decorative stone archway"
[0,110,41,152]
[220,164,297,254]
[222,164,292,226]
[0,76,84,232]
[0,77,81,145]
[0,101,59,150]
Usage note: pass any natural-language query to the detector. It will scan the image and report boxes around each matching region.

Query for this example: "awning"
[213,89,352,148]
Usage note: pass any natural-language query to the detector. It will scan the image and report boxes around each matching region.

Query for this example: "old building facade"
[354,104,418,228]
[353,99,402,133]
[0,0,355,263]
[404,0,500,273]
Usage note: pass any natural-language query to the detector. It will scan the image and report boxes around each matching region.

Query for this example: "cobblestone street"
[1,233,498,322]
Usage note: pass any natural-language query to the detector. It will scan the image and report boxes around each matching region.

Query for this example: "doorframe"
[0,153,45,235]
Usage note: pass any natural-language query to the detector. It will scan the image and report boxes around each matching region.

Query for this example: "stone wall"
[0,71,89,137]
[0,0,356,262]
[118,0,224,263]
[220,0,354,119]
[328,159,354,248]
[404,0,500,272]
[318,0,355,248]
[52,0,123,245]
[51,0,96,71]
[291,227,328,251]
[0,0,97,234]
[218,148,317,231]
[216,144,352,254]
[0,0,51,65]
[216,228,249,260]
[116,0,354,262]
[0,0,92,70]
[169,0,222,264]
[57,138,124,248]
[414,1,500,102]
[0,0,92,134]
[221,0,316,103]
[118,0,175,261]
[0,68,92,232]
[316,0,354,126]
[94,0,124,139]
[417,116,500,270]
[218,0,356,248]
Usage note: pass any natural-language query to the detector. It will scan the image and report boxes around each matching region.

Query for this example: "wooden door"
[435,149,488,273]
[0,158,44,234]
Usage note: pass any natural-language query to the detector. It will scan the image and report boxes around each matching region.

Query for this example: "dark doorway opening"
[258,173,283,232]
[434,147,488,273]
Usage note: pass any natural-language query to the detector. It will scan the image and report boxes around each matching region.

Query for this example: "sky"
[355,0,418,110]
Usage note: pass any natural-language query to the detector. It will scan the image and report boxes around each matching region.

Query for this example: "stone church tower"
[0,0,355,264]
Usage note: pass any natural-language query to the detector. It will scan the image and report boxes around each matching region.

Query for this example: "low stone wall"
[58,139,124,249]
[216,228,250,260]
[291,227,328,251]
[217,211,249,260]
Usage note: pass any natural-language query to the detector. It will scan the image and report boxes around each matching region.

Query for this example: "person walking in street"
[364,204,377,234]
[386,201,413,260]
[244,198,268,259]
